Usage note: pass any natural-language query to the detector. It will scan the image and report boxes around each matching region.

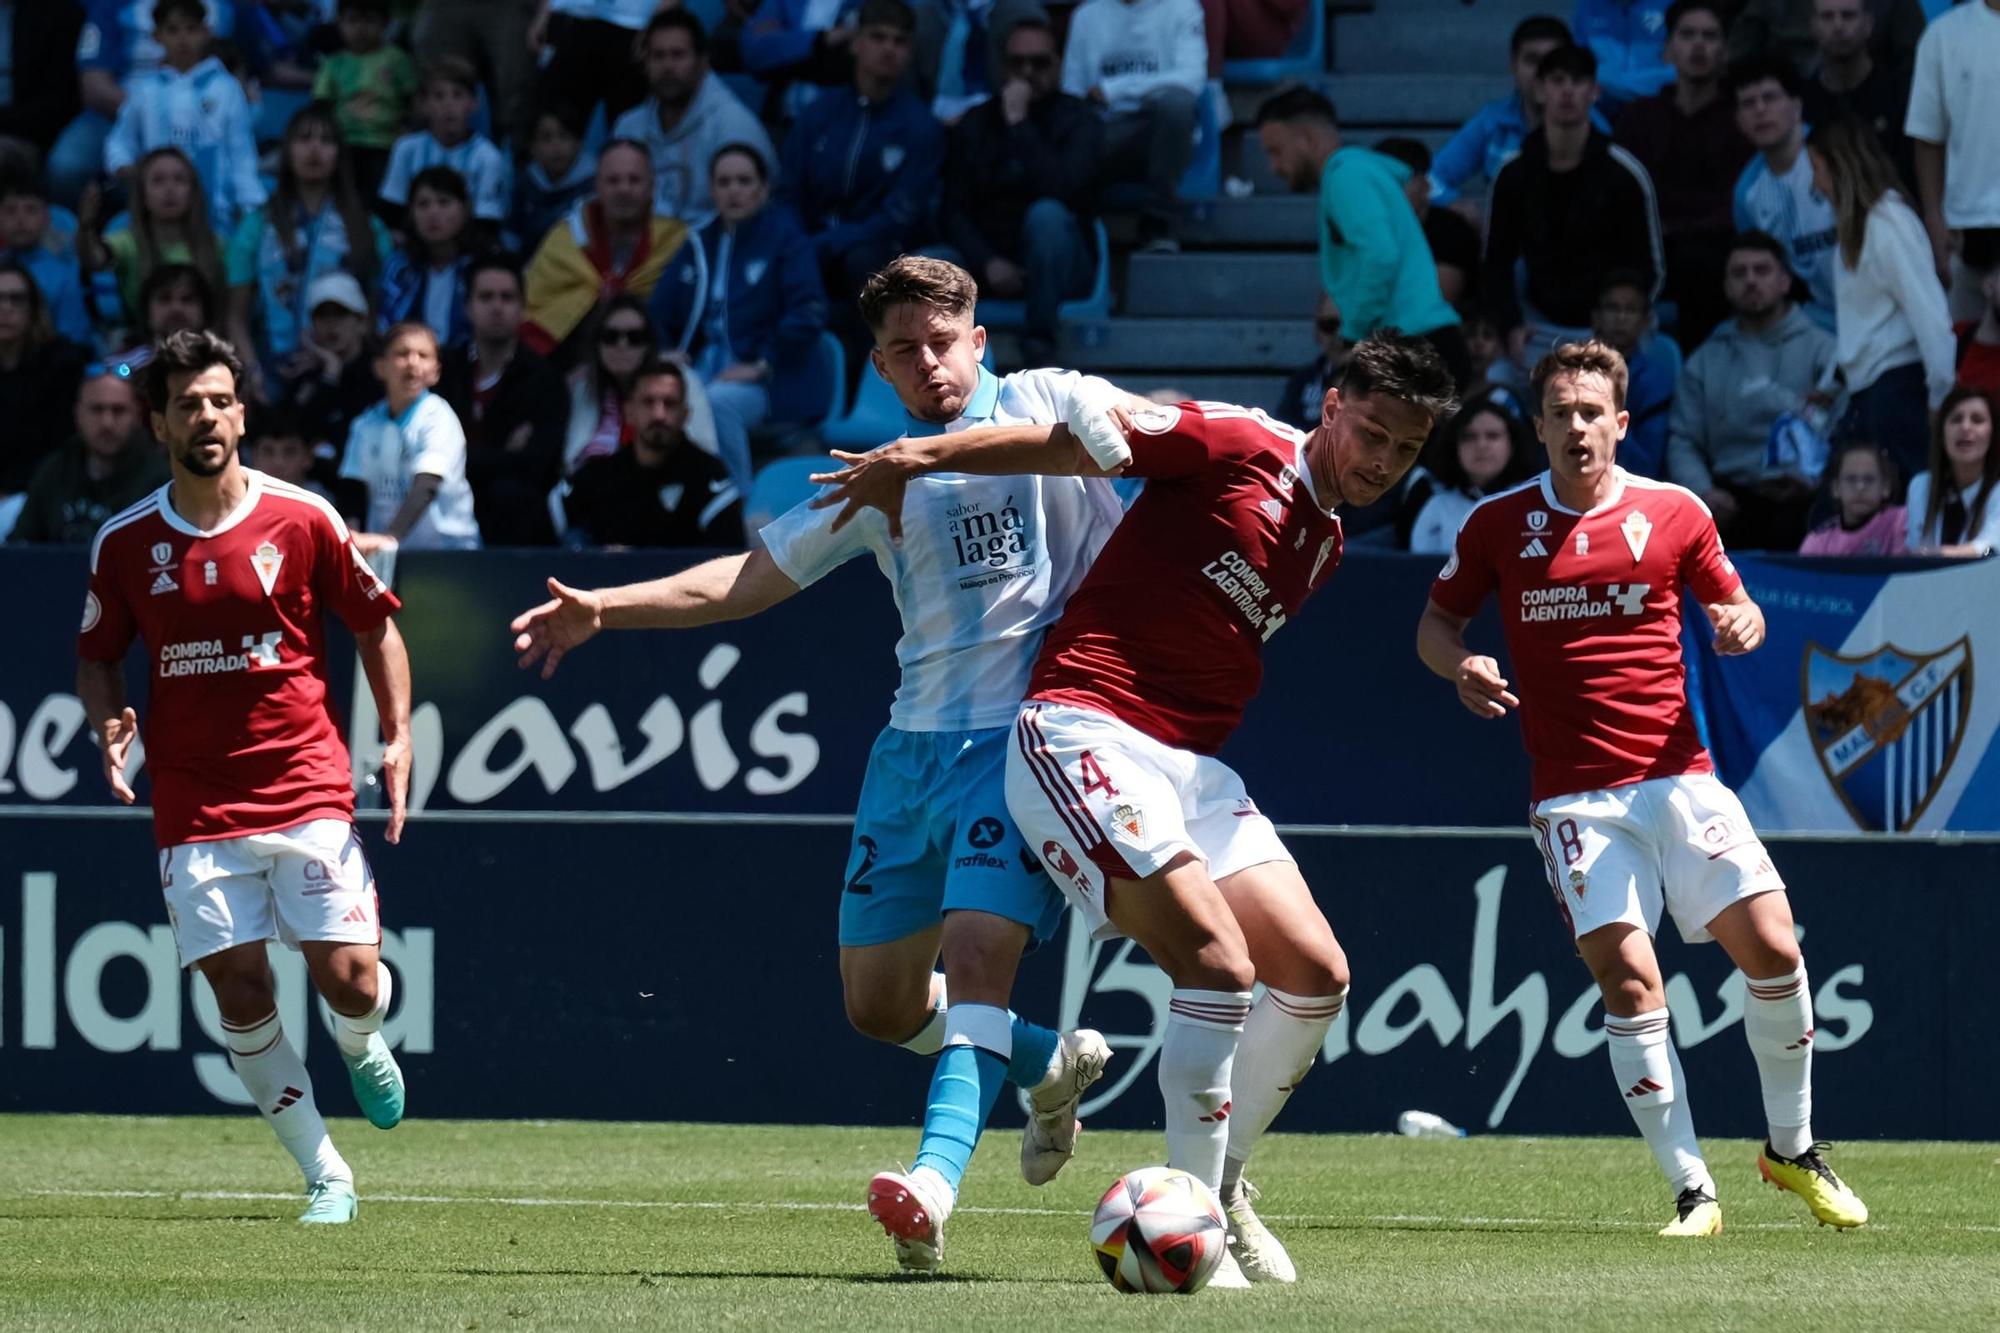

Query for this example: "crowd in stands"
[0,0,1992,562]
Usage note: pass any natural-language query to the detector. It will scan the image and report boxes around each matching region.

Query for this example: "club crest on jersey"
[1621,510,1652,561]
[1568,868,1587,899]
[250,542,285,596]
[1575,532,1590,555]
[1526,511,1548,532]
[1129,403,1181,435]
[81,591,101,632]
[1112,804,1145,840]
[1804,637,1971,833]
[203,560,218,586]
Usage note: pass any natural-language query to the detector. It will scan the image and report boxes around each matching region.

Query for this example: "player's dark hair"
[626,356,688,400]
[642,7,709,55]
[1510,15,1572,56]
[858,255,978,332]
[1727,52,1804,101]
[466,250,525,296]
[1596,267,1652,305]
[152,0,209,29]
[140,261,217,329]
[1337,330,1460,424]
[1664,0,1726,35]
[858,0,916,34]
[1373,137,1432,175]
[144,329,246,413]
[1535,43,1597,82]
[1254,86,1337,131]
[1431,393,1537,496]
[709,140,770,183]
[1530,339,1630,414]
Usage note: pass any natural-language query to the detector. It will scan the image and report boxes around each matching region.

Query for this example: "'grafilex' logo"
[1048,864,1872,1129]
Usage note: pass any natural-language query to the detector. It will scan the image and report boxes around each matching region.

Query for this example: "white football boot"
[1222,1177,1297,1283]
[867,1167,951,1274]
[1020,1029,1112,1185]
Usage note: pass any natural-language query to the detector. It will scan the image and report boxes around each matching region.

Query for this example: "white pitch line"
[18,1189,1950,1233]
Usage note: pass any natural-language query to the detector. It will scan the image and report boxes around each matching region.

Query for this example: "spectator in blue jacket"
[780,0,944,348]
[1573,0,1673,110]
[1430,14,1576,207]
[508,100,598,253]
[377,167,479,350]
[49,0,237,208]
[739,0,864,107]
[652,143,828,495]
[1591,268,1675,477]
[0,172,94,345]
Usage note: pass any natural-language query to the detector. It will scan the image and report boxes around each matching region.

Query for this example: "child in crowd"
[377,167,478,348]
[379,58,511,230]
[339,321,481,551]
[313,0,419,202]
[246,403,336,503]
[1799,440,1906,555]
[0,174,93,344]
[103,0,266,233]
[77,147,226,340]
[507,101,596,252]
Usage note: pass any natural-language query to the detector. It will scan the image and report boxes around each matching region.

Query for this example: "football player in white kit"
[511,257,1136,1273]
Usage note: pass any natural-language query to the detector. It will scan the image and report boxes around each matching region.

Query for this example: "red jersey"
[77,470,401,847]
[1427,470,1743,803]
[1030,401,1344,754]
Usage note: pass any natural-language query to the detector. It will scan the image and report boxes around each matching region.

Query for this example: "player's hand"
[99,706,138,804]
[378,735,410,843]
[511,577,604,679]
[1455,655,1519,719]
[809,440,923,538]
[1706,600,1764,655]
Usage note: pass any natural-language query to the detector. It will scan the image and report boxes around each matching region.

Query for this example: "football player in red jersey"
[814,332,1459,1285]
[1417,340,1867,1236]
[76,330,415,1226]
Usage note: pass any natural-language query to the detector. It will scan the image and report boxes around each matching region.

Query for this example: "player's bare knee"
[200,959,276,1023]
[1187,939,1257,993]
[843,986,926,1045]
[1600,975,1663,1016]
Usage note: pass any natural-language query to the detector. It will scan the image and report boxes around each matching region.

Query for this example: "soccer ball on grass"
[1089,1166,1228,1293]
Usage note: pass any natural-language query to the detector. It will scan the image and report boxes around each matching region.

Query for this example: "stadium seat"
[768,331,847,426]
[972,220,1113,330]
[744,456,828,531]
[1179,79,1224,200]
[1223,3,1326,85]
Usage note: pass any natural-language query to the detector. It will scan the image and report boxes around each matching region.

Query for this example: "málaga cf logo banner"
[1690,555,1999,833]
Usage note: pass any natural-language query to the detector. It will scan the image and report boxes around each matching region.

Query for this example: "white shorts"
[159,818,381,968]
[1006,701,1293,941]
[1529,773,1785,945]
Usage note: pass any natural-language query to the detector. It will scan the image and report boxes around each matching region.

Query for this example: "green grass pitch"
[1,1116,1995,1330]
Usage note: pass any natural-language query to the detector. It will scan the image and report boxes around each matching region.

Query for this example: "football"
[1089,1167,1229,1294]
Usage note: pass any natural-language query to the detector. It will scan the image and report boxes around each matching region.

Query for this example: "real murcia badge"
[1620,510,1652,562]
[251,541,284,596]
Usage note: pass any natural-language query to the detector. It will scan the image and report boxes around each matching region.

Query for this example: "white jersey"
[338,391,481,550]
[379,131,512,221]
[1733,150,1838,322]
[760,368,1124,732]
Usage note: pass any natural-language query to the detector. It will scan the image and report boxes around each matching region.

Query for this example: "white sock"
[222,1011,351,1188]
[332,961,392,1059]
[900,971,948,1056]
[1742,963,1814,1158]
[1220,987,1346,1199]
[1605,1007,1712,1197]
[1160,989,1252,1193]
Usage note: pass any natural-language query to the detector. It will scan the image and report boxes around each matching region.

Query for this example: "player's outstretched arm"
[75,659,138,805]
[510,548,802,679]
[1705,587,1766,656]
[355,618,413,844]
[807,422,1112,537]
[1416,599,1520,720]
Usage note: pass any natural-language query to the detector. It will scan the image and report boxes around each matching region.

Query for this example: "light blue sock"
[1007,1015,1061,1089]
[911,1003,1013,1197]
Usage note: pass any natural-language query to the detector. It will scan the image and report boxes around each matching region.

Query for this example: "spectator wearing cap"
[280,271,385,484]
[1613,0,1754,345]
[1906,0,2000,323]
[781,0,945,334]
[564,357,744,548]
[1257,88,1472,386]
[523,139,695,353]
[438,254,569,547]
[1061,0,1203,252]
[939,13,1101,366]
[1482,43,1663,371]
[1730,53,1838,329]
[612,10,776,227]
[0,260,92,539]
[8,367,168,544]
[1373,137,1483,311]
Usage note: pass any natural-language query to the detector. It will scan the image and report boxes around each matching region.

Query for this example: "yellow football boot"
[1658,1187,1723,1236]
[1758,1142,1869,1228]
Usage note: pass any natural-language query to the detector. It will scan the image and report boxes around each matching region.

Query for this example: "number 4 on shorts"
[1079,750,1119,799]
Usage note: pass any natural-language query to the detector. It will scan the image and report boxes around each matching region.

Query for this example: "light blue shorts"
[837,725,1066,948]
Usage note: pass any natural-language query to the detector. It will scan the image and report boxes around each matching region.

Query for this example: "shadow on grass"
[450,1268,1095,1286]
